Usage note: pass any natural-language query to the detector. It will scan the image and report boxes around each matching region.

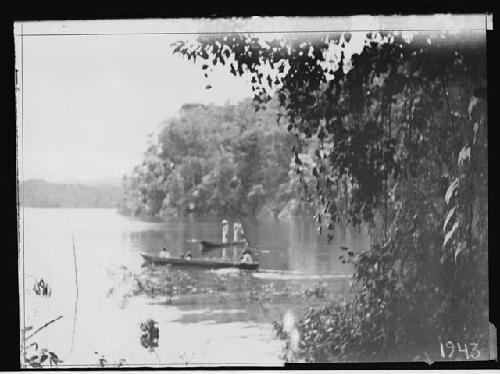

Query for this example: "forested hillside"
[119,99,311,218]
[21,179,122,208]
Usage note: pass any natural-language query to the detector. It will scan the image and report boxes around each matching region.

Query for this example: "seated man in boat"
[159,247,171,258]
[184,252,192,260]
[239,248,253,264]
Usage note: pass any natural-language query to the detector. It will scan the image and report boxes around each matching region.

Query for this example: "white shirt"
[233,223,240,242]
[241,253,252,264]
[222,224,229,243]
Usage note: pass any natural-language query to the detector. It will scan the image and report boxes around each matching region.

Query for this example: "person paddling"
[239,248,253,264]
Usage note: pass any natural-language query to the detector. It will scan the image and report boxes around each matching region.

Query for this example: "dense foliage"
[21,179,121,208]
[119,99,306,218]
[174,29,489,361]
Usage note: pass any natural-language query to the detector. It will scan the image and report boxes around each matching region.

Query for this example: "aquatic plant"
[22,276,62,368]
[23,343,63,368]
[94,351,127,368]
[214,274,227,292]
[173,269,197,294]
[303,282,327,299]
[107,266,197,300]
[22,316,64,368]
[140,319,159,352]
[32,278,51,297]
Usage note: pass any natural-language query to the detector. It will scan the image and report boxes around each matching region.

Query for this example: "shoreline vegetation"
[117,99,314,220]
[106,265,345,306]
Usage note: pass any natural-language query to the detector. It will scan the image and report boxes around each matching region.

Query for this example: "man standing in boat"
[221,219,229,261]
[233,221,246,262]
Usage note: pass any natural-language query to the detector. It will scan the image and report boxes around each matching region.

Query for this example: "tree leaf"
[458,146,470,166]
[445,177,459,205]
[443,221,459,248]
[468,96,478,119]
[455,241,466,262]
[443,206,456,232]
[294,153,303,165]
[473,122,479,144]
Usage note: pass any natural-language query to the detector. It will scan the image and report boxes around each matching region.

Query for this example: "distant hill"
[83,177,122,186]
[20,179,122,208]
[51,177,123,187]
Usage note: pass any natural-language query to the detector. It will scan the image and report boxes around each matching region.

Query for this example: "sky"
[18,32,253,183]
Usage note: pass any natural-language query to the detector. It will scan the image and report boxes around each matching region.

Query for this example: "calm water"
[19,208,370,367]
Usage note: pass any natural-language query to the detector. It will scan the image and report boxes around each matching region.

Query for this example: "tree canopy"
[119,99,305,218]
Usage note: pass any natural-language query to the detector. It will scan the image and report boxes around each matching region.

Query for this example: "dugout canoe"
[140,253,259,270]
[199,240,248,252]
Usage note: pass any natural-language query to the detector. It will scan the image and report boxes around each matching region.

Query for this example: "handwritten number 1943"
[440,341,480,360]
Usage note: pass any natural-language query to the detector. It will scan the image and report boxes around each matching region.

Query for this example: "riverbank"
[117,197,310,221]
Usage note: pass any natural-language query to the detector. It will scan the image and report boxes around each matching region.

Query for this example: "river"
[19,208,370,367]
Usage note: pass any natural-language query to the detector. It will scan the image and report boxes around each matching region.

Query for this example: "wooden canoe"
[199,240,248,252]
[140,253,259,270]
